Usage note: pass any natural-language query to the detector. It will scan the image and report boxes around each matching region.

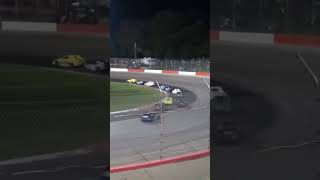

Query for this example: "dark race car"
[213,121,240,144]
[176,100,187,108]
[136,80,146,85]
[153,103,169,112]
[141,112,161,122]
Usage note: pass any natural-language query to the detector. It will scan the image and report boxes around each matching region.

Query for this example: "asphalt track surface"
[0,31,110,58]
[110,79,197,122]
[110,72,210,166]
[213,41,320,180]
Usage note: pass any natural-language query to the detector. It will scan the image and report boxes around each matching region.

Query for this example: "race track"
[0,31,109,180]
[110,72,210,166]
[213,41,320,180]
[0,31,110,58]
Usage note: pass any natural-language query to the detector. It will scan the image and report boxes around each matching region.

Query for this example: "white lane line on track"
[50,165,83,172]
[0,149,92,166]
[12,170,47,176]
[202,78,210,89]
[259,140,320,152]
[11,164,107,176]
[297,52,319,87]
[191,106,209,110]
[112,106,209,118]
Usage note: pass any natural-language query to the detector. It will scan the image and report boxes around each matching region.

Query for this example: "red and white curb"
[110,149,210,174]
[110,68,210,77]
[1,21,108,35]
[211,30,320,47]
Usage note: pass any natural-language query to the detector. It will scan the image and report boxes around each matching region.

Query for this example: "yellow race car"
[127,78,137,83]
[52,55,87,68]
[162,97,173,105]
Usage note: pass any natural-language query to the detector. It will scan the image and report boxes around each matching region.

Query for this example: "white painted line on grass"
[112,113,140,118]
[110,109,139,115]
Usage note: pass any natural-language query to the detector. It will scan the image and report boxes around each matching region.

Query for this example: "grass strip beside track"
[0,63,108,160]
[110,82,161,112]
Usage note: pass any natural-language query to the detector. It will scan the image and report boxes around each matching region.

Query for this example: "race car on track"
[84,60,106,72]
[145,81,155,87]
[165,86,172,92]
[172,88,182,96]
[52,55,86,68]
[176,100,187,108]
[162,97,173,105]
[211,86,232,112]
[213,121,240,144]
[153,103,169,111]
[141,112,160,122]
[159,85,166,90]
[136,80,145,85]
[127,78,137,83]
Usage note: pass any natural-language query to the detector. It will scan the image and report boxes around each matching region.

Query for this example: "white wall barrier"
[219,31,274,44]
[110,68,129,72]
[144,69,162,74]
[178,71,197,76]
[2,21,56,32]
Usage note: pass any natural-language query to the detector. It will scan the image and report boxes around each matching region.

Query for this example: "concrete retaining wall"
[211,30,320,47]
[0,21,108,35]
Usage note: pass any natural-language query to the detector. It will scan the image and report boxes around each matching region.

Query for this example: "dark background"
[110,0,210,58]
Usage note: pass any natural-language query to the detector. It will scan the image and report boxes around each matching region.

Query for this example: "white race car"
[172,88,182,96]
[145,81,155,87]
[84,61,105,72]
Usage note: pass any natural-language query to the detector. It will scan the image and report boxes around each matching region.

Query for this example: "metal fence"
[110,58,210,72]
